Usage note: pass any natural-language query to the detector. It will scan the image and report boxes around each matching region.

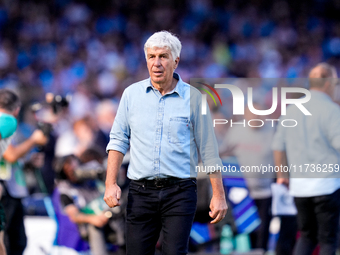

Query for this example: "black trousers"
[1,195,27,255]
[250,197,272,251]
[275,215,298,255]
[293,188,340,255]
[126,179,197,255]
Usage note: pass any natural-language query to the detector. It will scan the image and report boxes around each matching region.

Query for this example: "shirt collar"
[145,73,185,98]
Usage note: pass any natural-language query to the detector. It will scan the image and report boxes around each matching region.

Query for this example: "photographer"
[1,127,48,255]
[54,153,113,255]
[0,89,21,255]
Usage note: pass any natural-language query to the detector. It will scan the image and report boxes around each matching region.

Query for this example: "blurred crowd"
[0,0,340,110]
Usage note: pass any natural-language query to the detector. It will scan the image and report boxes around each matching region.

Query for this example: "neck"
[152,77,177,96]
[0,109,11,115]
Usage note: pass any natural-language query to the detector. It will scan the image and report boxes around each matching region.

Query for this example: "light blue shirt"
[272,90,340,197]
[106,73,222,180]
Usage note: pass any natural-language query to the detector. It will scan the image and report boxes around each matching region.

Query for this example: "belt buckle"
[154,178,165,188]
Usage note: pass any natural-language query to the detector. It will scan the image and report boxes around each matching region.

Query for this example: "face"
[146,47,179,87]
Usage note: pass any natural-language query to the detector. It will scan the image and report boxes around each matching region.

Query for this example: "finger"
[112,197,121,207]
[104,197,113,208]
[209,209,218,219]
[210,211,224,224]
[116,189,121,200]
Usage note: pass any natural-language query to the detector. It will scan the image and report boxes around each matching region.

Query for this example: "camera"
[74,160,106,182]
[36,121,53,137]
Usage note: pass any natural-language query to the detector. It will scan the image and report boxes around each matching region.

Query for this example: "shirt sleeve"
[106,90,131,154]
[272,116,286,151]
[0,113,17,139]
[60,194,74,209]
[192,94,223,171]
[326,105,340,151]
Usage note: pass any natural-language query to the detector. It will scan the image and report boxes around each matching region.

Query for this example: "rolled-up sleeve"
[106,90,131,154]
[192,94,223,170]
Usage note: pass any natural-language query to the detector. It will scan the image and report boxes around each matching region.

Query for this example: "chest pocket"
[168,117,190,144]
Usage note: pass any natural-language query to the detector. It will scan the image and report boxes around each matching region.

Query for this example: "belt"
[131,177,196,188]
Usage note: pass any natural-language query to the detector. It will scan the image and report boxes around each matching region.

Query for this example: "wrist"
[105,180,117,186]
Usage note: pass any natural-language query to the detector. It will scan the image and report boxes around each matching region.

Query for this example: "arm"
[104,150,124,207]
[104,90,130,208]
[274,150,289,186]
[193,93,227,224]
[64,204,109,228]
[209,172,228,223]
[2,130,48,163]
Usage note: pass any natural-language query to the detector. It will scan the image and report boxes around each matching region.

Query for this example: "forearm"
[2,139,36,163]
[105,150,124,186]
[209,172,225,198]
[71,212,97,225]
[274,150,289,179]
[66,205,99,225]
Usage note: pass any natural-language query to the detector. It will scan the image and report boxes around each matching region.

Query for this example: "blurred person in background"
[55,116,97,157]
[0,89,21,255]
[94,100,118,154]
[220,102,275,251]
[104,31,227,255]
[1,127,48,255]
[54,153,110,255]
[273,63,340,255]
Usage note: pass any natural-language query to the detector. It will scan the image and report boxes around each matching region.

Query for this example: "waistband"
[131,177,196,188]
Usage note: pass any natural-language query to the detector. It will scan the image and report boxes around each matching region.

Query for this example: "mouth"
[153,71,163,76]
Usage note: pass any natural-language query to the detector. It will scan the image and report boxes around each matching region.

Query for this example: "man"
[220,103,275,251]
[0,89,21,255]
[273,63,340,255]
[1,125,48,255]
[104,31,227,255]
[54,154,112,255]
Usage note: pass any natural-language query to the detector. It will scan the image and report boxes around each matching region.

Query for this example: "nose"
[154,56,161,66]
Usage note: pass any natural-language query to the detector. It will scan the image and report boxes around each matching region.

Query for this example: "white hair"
[144,31,182,60]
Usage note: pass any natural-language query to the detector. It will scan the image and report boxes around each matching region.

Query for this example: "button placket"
[153,97,165,175]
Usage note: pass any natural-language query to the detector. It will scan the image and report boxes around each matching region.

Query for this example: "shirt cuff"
[202,157,223,174]
[106,139,129,154]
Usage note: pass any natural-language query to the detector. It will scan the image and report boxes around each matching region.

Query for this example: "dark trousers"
[1,195,27,255]
[126,179,197,255]
[276,215,298,255]
[250,197,272,251]
[293,188,340,255]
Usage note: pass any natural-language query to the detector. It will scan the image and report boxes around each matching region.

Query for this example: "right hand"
[277,177,289,187]
[31,130,48,146]
[104,183,121,208]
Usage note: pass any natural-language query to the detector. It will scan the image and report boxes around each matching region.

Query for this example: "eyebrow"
[147,52,169,58]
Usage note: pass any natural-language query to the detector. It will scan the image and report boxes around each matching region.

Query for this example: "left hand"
[209,194,228,224]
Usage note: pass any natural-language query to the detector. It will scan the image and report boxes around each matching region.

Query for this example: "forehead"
[146,46,171,55]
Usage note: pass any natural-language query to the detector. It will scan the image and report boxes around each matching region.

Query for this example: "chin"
[152,77,165,84]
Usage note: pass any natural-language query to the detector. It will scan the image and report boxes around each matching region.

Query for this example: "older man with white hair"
[104,31,227,255]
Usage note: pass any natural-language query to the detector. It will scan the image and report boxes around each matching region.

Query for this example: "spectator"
[54,154,110,255]
[1,128,48,255]
[273,63,340,255]
[0,89,21,255]
[220,103,275,251]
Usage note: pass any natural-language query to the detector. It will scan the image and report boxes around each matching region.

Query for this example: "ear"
[13,107,20,117]
[174,57,180,70]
